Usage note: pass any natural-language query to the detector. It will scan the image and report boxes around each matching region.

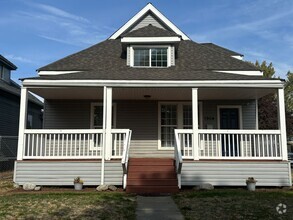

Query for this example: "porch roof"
[23,69,275,81]
[28,87,276,100]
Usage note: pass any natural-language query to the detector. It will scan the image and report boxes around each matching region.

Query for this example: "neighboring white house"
[14,3,291,193]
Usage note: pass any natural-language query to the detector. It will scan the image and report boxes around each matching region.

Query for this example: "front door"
[220,108,240,156]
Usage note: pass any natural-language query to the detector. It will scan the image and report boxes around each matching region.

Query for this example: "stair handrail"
[174,129,183,188]
[121,129,132,189]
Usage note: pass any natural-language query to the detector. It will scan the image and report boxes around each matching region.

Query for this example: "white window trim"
[158,101,203,150]
[217,105,243,129]
[130,45,171,67]
[90,102,116,150]
[90,102,117,129]
[121,37,181,43]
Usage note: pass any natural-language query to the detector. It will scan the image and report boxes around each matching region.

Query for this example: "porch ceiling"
[29,87,276,100]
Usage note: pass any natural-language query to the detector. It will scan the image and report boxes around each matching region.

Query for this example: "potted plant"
[74,177,84,190]
[246,177,257,191]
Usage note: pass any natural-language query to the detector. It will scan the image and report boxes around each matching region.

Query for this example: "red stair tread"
[126,158,178,194]
[126,186,179,194]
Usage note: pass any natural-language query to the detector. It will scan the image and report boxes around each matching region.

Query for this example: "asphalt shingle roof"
[201,43,243,57]
[38,39,258,71]
[121,25,180,37]
[33,27,268,81]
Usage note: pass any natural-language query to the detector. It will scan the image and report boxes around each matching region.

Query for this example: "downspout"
[101,86,107,185]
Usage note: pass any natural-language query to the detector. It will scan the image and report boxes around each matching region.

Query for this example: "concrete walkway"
[136,196,184,220]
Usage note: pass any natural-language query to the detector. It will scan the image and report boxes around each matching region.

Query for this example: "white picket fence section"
[175,129,283,160]
[23,129,131,159]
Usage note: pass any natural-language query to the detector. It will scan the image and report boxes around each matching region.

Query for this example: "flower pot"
[74,183,83,190]
[247,182,256,191]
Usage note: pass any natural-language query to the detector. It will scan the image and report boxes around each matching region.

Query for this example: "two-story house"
[0,55,43,171]
[13,4,291,193]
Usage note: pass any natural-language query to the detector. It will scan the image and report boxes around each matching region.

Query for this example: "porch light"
[144,95,151,99]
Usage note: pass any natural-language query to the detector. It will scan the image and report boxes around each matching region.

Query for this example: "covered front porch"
[17,85,288,160]
[14,81,291,187]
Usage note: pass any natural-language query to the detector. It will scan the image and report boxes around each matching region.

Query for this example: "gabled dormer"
[109,3,189,68]
[37,3,262,77]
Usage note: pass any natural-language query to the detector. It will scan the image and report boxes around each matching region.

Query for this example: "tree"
[255,61,278,129]
[284,71,293,112]
[284,71,293,137]
[255,61,293,137]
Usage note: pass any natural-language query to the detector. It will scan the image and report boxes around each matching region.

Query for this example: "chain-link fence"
[0,136,18,172]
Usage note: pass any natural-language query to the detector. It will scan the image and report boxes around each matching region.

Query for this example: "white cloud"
[28,2,89,23]
[4,54,34,64]
[14,2,112,47]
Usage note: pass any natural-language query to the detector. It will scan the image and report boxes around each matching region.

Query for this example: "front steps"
[126,158,179,194]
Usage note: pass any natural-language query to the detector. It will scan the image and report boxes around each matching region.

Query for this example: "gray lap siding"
[43,99,257,157]
[14,161,123,185]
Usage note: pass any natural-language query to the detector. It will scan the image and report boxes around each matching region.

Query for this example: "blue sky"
[1,0,293,83]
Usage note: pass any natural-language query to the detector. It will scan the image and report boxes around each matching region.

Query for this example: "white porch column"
[105,87,112,160]
[101,86,107,184]
[277,88,288,161]
[192,88,199,160]
[255,99,259,130]
[17,87,28,160]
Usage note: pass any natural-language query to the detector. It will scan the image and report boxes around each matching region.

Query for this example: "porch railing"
[174,130,183,188]
[175,129,283,160]
[121,130,132,189]
[22,129,131,159]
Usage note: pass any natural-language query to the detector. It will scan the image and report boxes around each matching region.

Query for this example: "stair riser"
[128,173,177,179]
[126,186,179,194]
[129,161,174,166]
[128,167,175,172]
[127,179,177,186]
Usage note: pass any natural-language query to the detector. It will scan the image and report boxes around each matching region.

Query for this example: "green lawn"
[0,192,136,219]
[0,171,136,220]
[174,189,293,220]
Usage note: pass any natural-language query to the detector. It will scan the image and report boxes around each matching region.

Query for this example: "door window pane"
[183,105,192,129]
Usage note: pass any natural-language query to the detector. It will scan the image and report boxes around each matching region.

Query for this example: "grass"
[0,171,14,194]
[173,189,293,220]
[0,171,136,220]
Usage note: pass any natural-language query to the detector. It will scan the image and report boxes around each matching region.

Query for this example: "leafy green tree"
[255,61,278,130]
[255,61,292,137]
[284,71,293,112]
[284,71,293,137]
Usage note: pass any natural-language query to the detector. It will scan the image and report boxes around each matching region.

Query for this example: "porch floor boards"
[126,158,179,194]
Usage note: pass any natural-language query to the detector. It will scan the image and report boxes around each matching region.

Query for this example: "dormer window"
[130,46,171,67]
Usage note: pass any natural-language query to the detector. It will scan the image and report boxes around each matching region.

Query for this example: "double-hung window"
[90,103,116,149]
[133,47,169,67]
